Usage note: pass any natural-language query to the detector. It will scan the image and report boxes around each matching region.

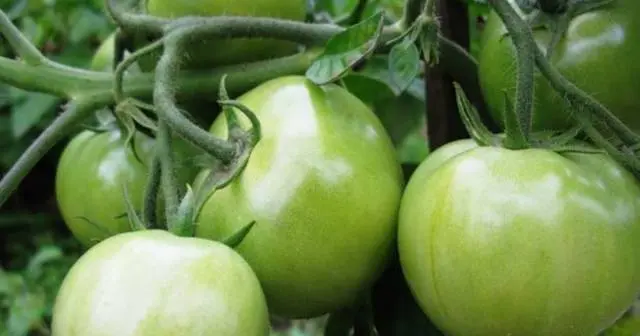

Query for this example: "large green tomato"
[399,145,640,335]
[478,0,640,132]
[51,230,269,335]
[144,0,307,69]
[195,76,404,318]
[55,128,198,247]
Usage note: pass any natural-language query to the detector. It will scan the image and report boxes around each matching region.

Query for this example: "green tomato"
[413,139,478,178]
[55,128,198,247]
[90,33,115,71]
[143,0,307,69]
[51,230,269,335]
[195,76,404,318]
[478,0,640,132]
[399,145,640,335]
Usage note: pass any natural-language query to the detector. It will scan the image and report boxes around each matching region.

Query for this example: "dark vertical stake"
[426,0,470,151]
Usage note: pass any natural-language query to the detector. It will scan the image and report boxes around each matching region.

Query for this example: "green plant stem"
[113,38,163,103]
[153,31,238,164]
[0,10,48,65]
[0,57,110,98]
[423,0,437,17]
[157,121,180,229]
[531,42,640,145]
[142,153,161,227]
[106,0,401,46]
[488,0,534,149]
[0,97,108,207]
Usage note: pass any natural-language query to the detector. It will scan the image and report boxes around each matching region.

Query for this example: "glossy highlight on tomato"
[195,76,404,318]
[399,144,640,335]
[478,0,640,132]
[51,230,269,336]
[144,0,307,68]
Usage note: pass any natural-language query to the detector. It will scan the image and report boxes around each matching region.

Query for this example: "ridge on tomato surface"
[194,75,405,319]
[478,0,640,132]
[398,138,640,335]
[51,230,270,336]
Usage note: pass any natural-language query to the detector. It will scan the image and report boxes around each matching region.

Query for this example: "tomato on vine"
[478,0,640,132]
[194,75,404,319]
[51,230,270,335]
[399,142,640,335]
[55,126,198,247]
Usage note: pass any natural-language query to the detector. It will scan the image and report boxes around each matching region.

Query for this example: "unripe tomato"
[90,33,115,71]
[51,230,269,336]
[399,145,640,335]
[143,0,307,69]
[478,0,640,132]
[55,128,198,247]
[195,76,404,318]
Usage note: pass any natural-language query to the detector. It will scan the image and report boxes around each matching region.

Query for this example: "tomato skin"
[90,33,115,71]
[51,230,269,336]
[413,139,478,179]
[399,145,640,335]
[195,76,404,318]
[143,0,306,69]
[55,129,198,247]
[478,0,640,132]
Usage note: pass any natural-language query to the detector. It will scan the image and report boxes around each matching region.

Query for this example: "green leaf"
[171,185,196,237]
[342,55,425,103]
[221,221,257,248]
[389,40,421,93]
[7,291,46,336]
[306,12,385,84]
[25,246,63,280]
[68,6,108,44]
[10,91,59,139]
[0,270,24,297]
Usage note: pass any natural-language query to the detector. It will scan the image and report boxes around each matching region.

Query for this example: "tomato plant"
[398,144,640,335]
[51,230,270,335]
[195,75,404,319]
[141,0,308,69]
[478,0,640,132]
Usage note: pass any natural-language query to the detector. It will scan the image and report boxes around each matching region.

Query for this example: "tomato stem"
[0,10,49,66]
[153,31,238,164]
[157,121,182,232]
[529,32,640,146]
[142,153,162,227]
[488,0,535,149]
[106,0,401,47]
[113,37,164,103]
[0,97,108,208]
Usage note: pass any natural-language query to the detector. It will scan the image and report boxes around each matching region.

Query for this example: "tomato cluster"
[50,0,640,335]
